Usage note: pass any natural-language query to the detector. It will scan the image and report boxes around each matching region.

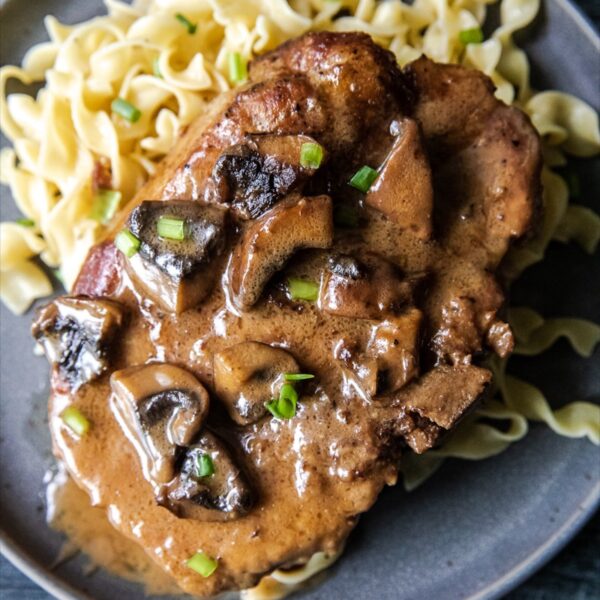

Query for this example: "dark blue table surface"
[1,1,599,599]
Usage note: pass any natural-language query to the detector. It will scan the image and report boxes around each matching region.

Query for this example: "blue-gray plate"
[0,0,598,598]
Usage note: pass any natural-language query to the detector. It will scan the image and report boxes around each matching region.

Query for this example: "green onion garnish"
[300,142,324,169]
[228,52,248,84]
[16,218,35,227]
[265,383,298,420]
[459,27,484,45]
[196,454,215,478]
[334,204,359,228]
[152,57,162,78]
[61,406,90,437]
[287,277,319,302]
[115,229,141,257]
[284,373,315,381]
[157,216,185,240]
[175,13,197,34]
[186,552,218,577]
[90,189,121,225]
[349,166,378,193]
[111,98,142,123]
[54,269,64,285]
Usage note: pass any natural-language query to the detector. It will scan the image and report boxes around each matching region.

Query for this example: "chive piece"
[349,166,378,193]
[459,27,484,45]
[90,189,121,225]
[284,373,315,381]
[334,204,359,228]
[111,98,142,123]
[228,52,248,84]
[186,552,218,577]
[61,406,90,437]
[152,57,162,78]
[157,216,185,240]
[287,277,319,302]
[16,218,35,227]
[196,454,215,478]
[115,229,141,257]
[175,13,197,34]
[265,383,298,420]
[53,269,64,286]
[300,142,324,169]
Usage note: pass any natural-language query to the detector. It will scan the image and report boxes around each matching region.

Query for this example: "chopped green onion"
[228,52,248,84]
[90,189,121,225]
[175,13,197,34]
[265,383,298,420]
[284,373,315,381]
[186,552,218,578]
[157,216,185,240]
[115,229,141,257]
[349,166,378,193]
[16,218,35,227]
[459,27,484,45]
[287,277,319,302]
[300,142,324,169]
[111,98,142,123]
[53,269,64,286]
[152,57,162,78]
[61,406,90,437]
[334,204,359,228]
[195,454,215,478]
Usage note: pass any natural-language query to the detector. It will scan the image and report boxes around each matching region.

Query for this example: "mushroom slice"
[32,296,125,391]
[162,431,254,521]
[208,134,324,219]
[320,253,414,320]
[110,364,209,485]
[227,193,333,310]
[366,308,422,393]
[366,118,433,239]
[214,341,299,425]
[125,200,227,313]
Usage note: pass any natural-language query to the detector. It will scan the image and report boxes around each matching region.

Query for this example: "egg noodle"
[0,0,599,597]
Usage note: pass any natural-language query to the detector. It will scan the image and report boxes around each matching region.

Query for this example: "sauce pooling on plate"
[33,32,541,597]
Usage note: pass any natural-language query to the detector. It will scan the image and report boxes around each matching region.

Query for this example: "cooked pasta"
[1,0,599,597]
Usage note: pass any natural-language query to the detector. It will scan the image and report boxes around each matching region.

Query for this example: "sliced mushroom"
[214,342,299,425]
[320,253,414,320]
[125,200,227,313]
[208,134,324,219]
[366,118,433,239]
[227,193,333,310]
[365,308,422,393]
[32,296,125,390]
[110,364,209,485]
[162,431,254,521]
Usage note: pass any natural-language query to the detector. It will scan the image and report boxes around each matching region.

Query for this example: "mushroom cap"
[110,363,210,485]
[208,134,324,219]
[214,341,300,425]
[32,296,125,391]
[227,193,333,310]
[128,200,227,280]
[163,431,254,521]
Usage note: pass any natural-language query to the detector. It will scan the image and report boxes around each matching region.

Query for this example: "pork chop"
[34,32,541,596]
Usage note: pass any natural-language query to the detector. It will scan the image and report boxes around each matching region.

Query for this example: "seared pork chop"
[34,32,541,595]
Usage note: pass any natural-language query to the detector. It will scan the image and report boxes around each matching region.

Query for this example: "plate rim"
[0,0,599,598]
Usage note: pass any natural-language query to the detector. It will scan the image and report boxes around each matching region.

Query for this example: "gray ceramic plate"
[1,1,599,599]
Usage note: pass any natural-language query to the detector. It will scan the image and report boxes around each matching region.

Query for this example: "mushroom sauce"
[34,33,541,596]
